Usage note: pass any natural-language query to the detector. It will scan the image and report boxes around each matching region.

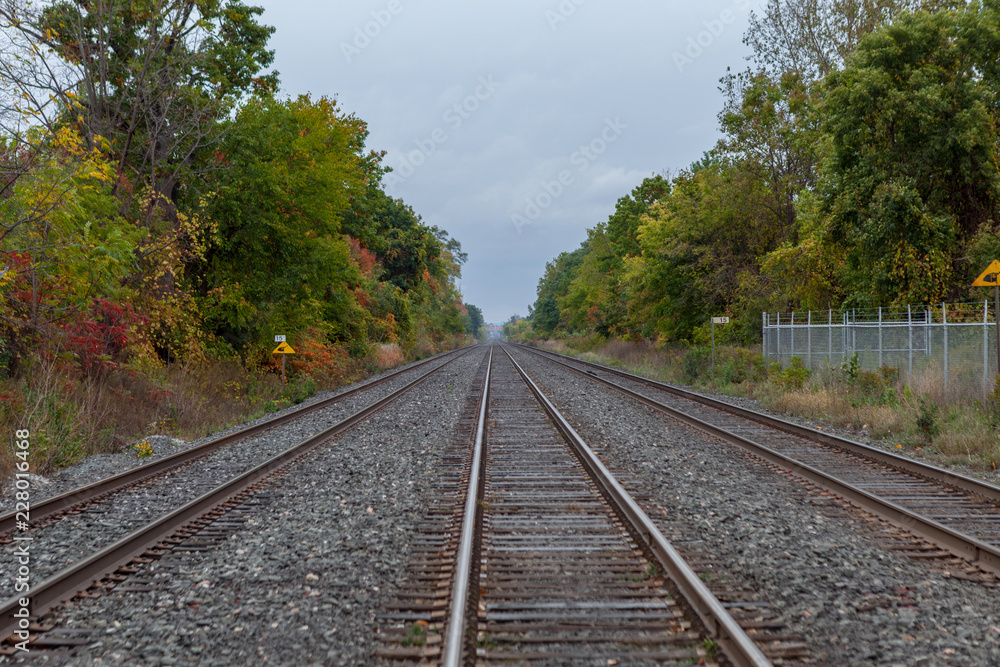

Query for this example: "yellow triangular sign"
[973,260,1000,287]
[272,341,295,354]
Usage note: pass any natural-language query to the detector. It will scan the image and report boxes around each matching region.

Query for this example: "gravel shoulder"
[510,345,1000,667]
[2,346,487,666]
[4,350,466,504]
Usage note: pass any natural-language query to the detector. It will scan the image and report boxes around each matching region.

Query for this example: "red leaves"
[61,299,147,375]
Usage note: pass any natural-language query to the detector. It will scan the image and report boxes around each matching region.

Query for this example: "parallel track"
[515,343,1000,578]
[0,346,470,538]
[0,347,473,643]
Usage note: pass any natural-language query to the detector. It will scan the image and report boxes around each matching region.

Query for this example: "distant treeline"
[526,0,1000,345]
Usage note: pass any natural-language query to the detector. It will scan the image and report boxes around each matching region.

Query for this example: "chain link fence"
[762,302,1000,399]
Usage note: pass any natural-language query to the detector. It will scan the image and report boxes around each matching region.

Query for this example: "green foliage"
[528,2,1000,351]
[195,94,368,356]
[851,365,900,407]
[682,347,712,382]
[779,356,812,389]
[0,0,470,480]
[916,397,940,442]
[820,8,1000,306]
[842,353,861,385]
[462,303,486,339]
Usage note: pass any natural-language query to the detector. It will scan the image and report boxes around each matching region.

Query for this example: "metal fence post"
[776,312,780,364]
[762,312,767,360]
[926,308,932,356]
[852,309,857,366]
[908,305,913,379]
[828,308,833,366]
[790,311,795,359]
[984,300,990,398]
[807,310,812,370]
[843,311,848,360]
[878,307,883,369]
[943,303,949,390]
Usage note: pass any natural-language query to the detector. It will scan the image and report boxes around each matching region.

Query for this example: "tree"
[0,0,277,207]
[462,303,485,339]
[532,244,588,336]
[819,7,1000,305]
[744,0,955,80]
[605,174,671,259]
[623,164,779,341]
[718,70,817,249]
[193,95,368,354]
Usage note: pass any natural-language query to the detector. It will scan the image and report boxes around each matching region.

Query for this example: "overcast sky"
[254,0,763,324]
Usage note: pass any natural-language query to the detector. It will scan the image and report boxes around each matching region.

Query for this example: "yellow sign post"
[973,261,1000,379]
[273,338,295,391]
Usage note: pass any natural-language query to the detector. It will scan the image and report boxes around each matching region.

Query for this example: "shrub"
[916,397,940,443]
[842,353,860,385]
[682,347,711,382]
[717,360,745,384]
[779,356,811,389]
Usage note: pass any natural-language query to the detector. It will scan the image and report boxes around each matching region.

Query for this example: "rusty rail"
[0,345,475,536]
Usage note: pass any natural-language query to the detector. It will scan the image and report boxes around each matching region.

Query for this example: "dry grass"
[535,336,1000,475]
[0,357,303,479]
[376,343,406,370]
[1,332,481,483]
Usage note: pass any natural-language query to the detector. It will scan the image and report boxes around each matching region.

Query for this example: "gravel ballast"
[509,345,1000,666]
[1,346,486,665]
[0,352,469,595]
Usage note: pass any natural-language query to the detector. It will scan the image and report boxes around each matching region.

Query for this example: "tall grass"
[531,336,1000,475]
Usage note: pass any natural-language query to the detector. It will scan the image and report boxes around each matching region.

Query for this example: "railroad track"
[0,345,476,649]
[378,345,774,666]
[513,343,1000,580]
[0,346,470,541]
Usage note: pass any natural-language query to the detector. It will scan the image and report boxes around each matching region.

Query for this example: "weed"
[916,397,940,443]
[683,347,711,382]
[130,439,154,458]
[779,356,811,389]
[702,638,719,661]
[401,623,426,647]
[842,353,861,385]
[717,360,745,385]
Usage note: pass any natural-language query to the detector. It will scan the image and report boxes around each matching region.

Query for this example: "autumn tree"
[0,0,277,208]
[189,95,369,356]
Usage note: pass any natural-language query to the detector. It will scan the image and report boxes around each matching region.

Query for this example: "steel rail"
[498,345,772,667]
[517,343,1000,505]
[514,344,1000,577]
[0,348,473,640]
[0,345,475,536]
[441,345,492,667]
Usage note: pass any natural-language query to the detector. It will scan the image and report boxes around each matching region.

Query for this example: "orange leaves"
[280,330,360,388]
